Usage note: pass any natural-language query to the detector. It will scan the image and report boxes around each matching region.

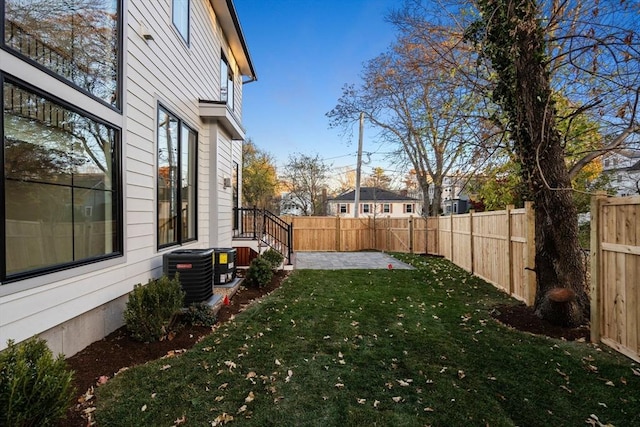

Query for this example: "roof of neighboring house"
[328,187,417,202]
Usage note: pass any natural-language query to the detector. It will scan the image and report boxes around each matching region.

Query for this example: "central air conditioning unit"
[213,248,237,284]
[163,248,214,305]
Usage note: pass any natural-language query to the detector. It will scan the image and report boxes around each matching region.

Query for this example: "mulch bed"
[62,270,288,427]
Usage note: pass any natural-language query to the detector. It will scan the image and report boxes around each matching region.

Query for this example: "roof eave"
[211,0,257,80]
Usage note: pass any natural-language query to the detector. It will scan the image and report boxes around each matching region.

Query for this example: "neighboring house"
[602,150,640,196]
[279,191,308,216]
[328,187,421,218]
[1,0,256,356]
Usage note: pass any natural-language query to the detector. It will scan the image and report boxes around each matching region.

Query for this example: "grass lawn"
[95,254,639,426]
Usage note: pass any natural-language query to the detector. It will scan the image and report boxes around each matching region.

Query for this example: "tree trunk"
[475,0,588,326]
[509,2,587,326]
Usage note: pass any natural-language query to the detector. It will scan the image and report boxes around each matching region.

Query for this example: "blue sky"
[234,0,401,179]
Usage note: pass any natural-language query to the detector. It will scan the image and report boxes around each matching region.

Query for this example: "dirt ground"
[62,269,589,426]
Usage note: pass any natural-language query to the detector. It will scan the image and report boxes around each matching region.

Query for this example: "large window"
[2,79,121,280]
[220,54,234,110]
[157,106,196,248]
[172,0,189,44]
[3,0,121,108]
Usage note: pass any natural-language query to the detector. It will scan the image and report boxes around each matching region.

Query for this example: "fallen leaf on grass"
[237,405,247,414]
[245,391,255,403]
[218,383,228,390]
[424,407,435,412]
[632,368,640,377]
[224,361,236,370]
[392,396,403,403]
[373,400,380,408]
[335,383,345,389]
[141,404,147,412]
[160,364,171,371]
[211,412,234,426]
[275,359,281,366]
[458,370,466,379]
[357,398,366,404]
[173,415,186,425]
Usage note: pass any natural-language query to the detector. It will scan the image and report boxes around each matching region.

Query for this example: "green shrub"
[246,256,274,288]
[124,275,185,342]
[0,338,75,427]
[183,302,217,327]
[262,248,284,270]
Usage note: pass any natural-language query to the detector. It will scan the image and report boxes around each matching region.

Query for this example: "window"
[221,54,234,110]
[339,203,348,214]
[362,204,371,214]
[172,0,189,44]
[157,105,196,248]
[382,203,391,213]
[2,79,121,280]
[232,161,239,230]
[404,204,414,213]
[3,0,121,108]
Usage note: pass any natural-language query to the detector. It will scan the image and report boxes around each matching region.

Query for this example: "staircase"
[232,207,293,267]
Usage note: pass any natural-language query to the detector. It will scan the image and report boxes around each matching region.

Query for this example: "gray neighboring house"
[328,187,421,217]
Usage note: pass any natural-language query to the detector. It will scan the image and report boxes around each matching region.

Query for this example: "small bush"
[124,275,185,342]
[0,337,75,427]
[183,302,217,327]
[246,256,274,288]
[262,248,284,270]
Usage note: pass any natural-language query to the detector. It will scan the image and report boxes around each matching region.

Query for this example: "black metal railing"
[234,207,293,264]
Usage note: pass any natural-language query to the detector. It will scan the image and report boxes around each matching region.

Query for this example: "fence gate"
[591,195,640,362]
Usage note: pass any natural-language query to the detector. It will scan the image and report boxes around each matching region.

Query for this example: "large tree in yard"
[465,0,640,326]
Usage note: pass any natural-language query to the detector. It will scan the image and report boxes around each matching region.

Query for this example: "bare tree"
[328,25,488,216]
[280,153,330,216]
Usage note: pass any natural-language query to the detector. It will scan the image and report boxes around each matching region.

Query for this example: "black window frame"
[1,0,124,112]
[1,73,123,283]
[157,104,197,249]
[220,52,234,110]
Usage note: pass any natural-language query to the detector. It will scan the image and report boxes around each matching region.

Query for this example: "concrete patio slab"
[294,251,415,270]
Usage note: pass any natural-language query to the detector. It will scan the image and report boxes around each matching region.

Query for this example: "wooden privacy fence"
[435,202,536,306]
[591,195,640,362]
[284,205,535,305]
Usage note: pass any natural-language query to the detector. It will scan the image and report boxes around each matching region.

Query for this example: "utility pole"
[354,112,364,218]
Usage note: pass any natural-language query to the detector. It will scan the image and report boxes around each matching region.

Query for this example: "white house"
[1,0,256,356]
[602,149,640,196]
[328,187,421,218]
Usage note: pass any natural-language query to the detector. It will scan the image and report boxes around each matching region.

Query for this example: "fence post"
[590,192,606,344]
[336,216,341,251]
[386,216,391,251]
[469,210,474,274]
[409,216,414,254]
[449,212,454,262]
[506,205,514,297]
[524,201,536,306]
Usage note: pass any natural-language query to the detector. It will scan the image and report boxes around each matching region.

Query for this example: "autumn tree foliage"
[242,140,278,210]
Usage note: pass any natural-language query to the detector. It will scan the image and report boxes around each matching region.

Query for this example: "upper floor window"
[362,203,371,214]
[157,105,197,248]
[404,203,414,213]
[3,78,122,281]
[172,0,189,44]
[3,0,121,109]
[221,54,234,110]
[382,203,391,213]
[339,203,348,214]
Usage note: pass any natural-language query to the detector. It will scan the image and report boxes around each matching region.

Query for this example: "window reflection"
[3,80,120,277]
[4,0,120,107]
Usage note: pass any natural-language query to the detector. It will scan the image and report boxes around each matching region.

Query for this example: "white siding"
[1,0,247,355]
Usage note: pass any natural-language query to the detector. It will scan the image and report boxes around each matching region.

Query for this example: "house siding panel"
[1,0,250,356]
